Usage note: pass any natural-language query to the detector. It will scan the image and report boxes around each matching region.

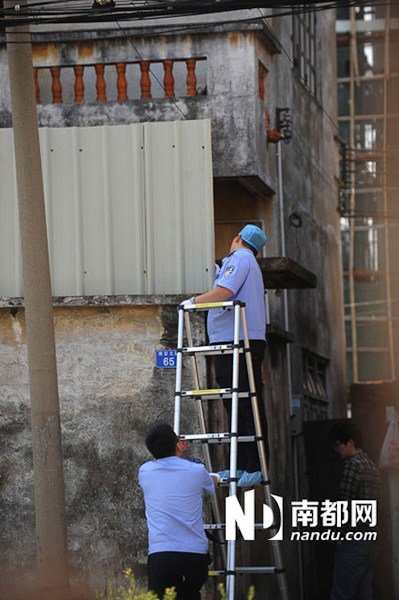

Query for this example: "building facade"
[0,6,346,598]
[337,1,399,383]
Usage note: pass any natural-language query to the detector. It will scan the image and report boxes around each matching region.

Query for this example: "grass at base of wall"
[96,569,256,600]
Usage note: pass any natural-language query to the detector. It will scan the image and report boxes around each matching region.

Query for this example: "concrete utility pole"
[5,2,70,597]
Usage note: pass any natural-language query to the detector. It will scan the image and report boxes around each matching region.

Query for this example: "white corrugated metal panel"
[144,120,214,294]
[0,120,214,297]
[0,129,22,297]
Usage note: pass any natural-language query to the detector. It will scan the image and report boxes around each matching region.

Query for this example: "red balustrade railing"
[33,58,205,105]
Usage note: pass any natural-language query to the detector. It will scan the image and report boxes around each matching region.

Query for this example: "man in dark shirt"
[329,421,382,600]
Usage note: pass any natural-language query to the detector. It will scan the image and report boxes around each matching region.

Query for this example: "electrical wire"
[113,16,279,198]
[1,1,390,37]
[115,18,188,121]
[0,0,372,12]
[3,0,396,199]
[1,12,273,36]
[0,0,390,29]
[3,0,390,196]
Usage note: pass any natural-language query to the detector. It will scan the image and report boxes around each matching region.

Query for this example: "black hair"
[241,238,258,256]
[145,423,178,459]
[329,421,363,448]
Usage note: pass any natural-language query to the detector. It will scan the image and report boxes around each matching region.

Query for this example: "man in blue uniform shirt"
[187,224,268,487]
[139,423,216,599]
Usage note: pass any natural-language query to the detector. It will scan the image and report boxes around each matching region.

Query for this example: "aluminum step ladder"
[174,300,289,600]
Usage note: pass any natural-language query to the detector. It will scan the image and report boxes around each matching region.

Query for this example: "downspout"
[276,141,304,600]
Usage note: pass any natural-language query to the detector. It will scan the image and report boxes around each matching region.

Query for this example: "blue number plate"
[155,349,177,369]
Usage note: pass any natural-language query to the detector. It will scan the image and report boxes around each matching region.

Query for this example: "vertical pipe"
[277,143,293,409]
[383,2,396,380]
[349,6,359,381]
[277,141,301,599]
[5,2,69,595]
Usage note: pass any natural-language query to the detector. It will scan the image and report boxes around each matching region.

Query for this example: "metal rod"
[240,308,269,480]
[226,303,242,600]
[241,309,289,600]
[183,310,227,566]
[174,307,185,434]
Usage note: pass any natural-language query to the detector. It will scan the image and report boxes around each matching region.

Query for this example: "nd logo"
[225,490,283,541]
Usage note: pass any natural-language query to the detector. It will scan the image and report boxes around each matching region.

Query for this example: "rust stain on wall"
[77,41,95,61]
[53,306,162,338]
[32,43,57,63]
[228,31,243,47]
[0,310,26,346]
[183,35,192,51]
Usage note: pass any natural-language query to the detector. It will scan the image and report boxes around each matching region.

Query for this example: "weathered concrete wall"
[0,10,347,598]
[265,10,347,415]
[0,32,256,183]
[0,301,208,591]
[0,30,271,188]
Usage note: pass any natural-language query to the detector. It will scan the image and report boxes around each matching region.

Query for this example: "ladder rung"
[181,389,250,398]
[182,344,244,356]
[182,301,237,311]
[180,433,255,443]
[209,567,282,576]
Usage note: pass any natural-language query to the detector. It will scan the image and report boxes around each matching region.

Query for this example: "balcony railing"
[33,58,207,105]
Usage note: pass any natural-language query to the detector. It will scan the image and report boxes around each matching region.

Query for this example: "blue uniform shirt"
[138,456,214,555]
[207,248,266,343]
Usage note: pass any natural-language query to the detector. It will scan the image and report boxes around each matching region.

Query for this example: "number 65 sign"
[155,349,177,369]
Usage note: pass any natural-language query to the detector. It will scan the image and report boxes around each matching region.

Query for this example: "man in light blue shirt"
[187,225,268,487]
[138,423,216,599]
[207,241,266,344]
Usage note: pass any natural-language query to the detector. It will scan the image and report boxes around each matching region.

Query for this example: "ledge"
[0,258,316,308]
[1,296,294,345]
[0,20,282,53]
[216,175,275,199]
[267,324,295,344]
[258,257,317,289]
[0,294,189,309]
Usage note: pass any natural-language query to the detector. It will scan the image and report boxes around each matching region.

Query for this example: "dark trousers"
[214,339,268,471]
[331,541,378,600]
[148,551,210,600]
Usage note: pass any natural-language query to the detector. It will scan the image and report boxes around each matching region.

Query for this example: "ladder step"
[182,301,237,311]
[182,344,244,356]
[209,567,283,576]
[181,433,255,443]
[181,389,250,398]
